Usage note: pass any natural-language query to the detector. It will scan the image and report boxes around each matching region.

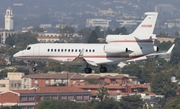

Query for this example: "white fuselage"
[13,39,157,65]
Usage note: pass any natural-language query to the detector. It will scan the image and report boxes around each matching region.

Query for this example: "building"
[5,7,13,30]
[0,72,24,92]
[86,19,110,28]
[36,33,61,43]
[155,4,176,13]
[0,30,16,44]
[0,86,91,108]
[0,7,16,44]
[22,72,76,88]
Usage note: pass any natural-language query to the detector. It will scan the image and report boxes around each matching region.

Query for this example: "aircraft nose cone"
[13,52,19,58]
[13,51,23,58]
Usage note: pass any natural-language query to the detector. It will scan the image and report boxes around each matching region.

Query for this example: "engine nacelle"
[104,45,128,54]
[154,46,159,52]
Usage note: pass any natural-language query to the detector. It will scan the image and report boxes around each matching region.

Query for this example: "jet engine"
[104,45,128,54]
[154,46,159,52]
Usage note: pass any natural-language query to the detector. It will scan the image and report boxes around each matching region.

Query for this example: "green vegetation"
[35,95,143,109]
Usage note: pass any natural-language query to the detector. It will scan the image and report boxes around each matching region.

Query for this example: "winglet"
[166,44,175,54]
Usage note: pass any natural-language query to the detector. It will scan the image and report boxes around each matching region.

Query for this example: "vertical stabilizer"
[131,12,158,35]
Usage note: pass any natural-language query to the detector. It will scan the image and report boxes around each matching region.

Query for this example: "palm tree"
[97,86,109,101]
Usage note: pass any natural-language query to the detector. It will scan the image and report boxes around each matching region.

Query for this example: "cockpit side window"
[27,47,31,50]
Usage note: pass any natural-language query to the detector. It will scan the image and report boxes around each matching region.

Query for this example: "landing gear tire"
[85,68,92,74]
[32,67,36,72]
[100,67,107,73]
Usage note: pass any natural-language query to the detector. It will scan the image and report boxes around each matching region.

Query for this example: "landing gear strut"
[27,61,37,72]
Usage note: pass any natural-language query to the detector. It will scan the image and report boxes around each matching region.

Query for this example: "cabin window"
[65,49,67,52]
[75,49,77,52]
[47,49,50,52]
[54,49,56,52]
[27,47,31,50]
[86,49,88,52]
[72,49,74,52]
[79,49,81,52]
[89,49,91,52]
[93,49,95,52]
[51,49,53,52]
[68,49,70,52]
[61,49,63,52]
[58,49,60,52]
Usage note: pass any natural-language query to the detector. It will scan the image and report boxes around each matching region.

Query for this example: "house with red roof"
[0,86,90,108]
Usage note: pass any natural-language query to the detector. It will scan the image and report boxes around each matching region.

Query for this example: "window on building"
[45,95,50,99]
[40,96,43,100]
[45,79,49,85]
[115,89,120,92]
[21,106,26,109]
[76,95,82,100]
[34,79,38,84]
[21,96,27,101]
[54,79,58,83]
[68,95,73,100]
[61,95,66,100]
[28,96,34,101]
[52,95,58,100]
[84,95,89,100]
[28,106,34,109]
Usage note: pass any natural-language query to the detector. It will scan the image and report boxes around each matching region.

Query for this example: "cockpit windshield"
[26,46,31,50]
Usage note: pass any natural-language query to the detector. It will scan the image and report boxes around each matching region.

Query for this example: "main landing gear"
[84,65,107,74]
[27,61,37,72]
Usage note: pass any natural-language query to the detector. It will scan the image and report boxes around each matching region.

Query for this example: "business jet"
[13,12,175,73]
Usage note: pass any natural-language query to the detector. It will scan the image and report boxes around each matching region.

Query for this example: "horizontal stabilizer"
[147,44,175,56]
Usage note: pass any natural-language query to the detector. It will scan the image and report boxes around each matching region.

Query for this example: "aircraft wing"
[71,49,98,66]
[127,44,175,62]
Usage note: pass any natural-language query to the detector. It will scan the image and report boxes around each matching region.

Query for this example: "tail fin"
[131,12,158,35]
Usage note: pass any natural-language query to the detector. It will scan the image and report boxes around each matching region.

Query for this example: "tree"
[150,73,177,98]
[119,95,144,109]
[36,99,81,109]
[121,64,142,80]
[94,26,101,37]
[33,27,44,32]
[164,95,180,109]
[87,30,99,43]
[11,105,21,109]
[97,86,109,101]
[95,98,122,109]
[113,27,128,35]
[0,107,10,109]
[77,28,92,37]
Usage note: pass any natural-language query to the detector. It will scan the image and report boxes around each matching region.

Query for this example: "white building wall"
[86,19,110,28]
[5,7,13,30]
